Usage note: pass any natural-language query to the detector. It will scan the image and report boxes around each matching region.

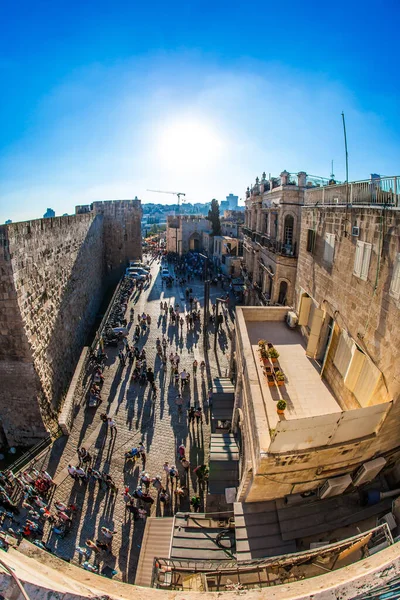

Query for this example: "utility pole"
[214,297,227,350]
[199,253,210,349]
[341,112,349,205]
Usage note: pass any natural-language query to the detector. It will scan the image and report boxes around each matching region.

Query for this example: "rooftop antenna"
[330,160,335,180]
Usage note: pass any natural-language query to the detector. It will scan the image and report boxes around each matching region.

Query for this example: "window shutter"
[360,243,372,281]
[353,241,363,277]
[323,232,335,264]
[390,253,400,300]
[306,307,324,357]
[307,229,316,253]
[353,358,382,407]
[334,329,353,378]
[298,296,312,325]
[344,345,366,392]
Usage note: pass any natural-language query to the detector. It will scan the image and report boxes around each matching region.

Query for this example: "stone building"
[242,171,331,306]
[0,199,142,447]
[233,175,400,502]
[166,215,212,255]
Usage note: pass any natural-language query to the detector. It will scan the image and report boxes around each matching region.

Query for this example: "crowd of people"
[0,248,232,576]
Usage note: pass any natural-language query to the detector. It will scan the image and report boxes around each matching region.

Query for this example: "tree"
[207,198,221,236]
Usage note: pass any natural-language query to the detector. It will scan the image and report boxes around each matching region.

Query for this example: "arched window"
[264,212,269,235]
[284,215,294,247]
[278,281,288,305]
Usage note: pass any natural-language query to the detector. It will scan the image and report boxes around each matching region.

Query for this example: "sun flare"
[157,118,224,171]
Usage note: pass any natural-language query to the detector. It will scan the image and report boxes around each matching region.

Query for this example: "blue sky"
[1,0,399,223]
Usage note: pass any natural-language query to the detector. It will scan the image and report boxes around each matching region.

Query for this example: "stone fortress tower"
[0,199,142,448]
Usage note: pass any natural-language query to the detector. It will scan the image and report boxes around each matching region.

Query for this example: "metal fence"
[153,523,394,578]
[305,176,400,207]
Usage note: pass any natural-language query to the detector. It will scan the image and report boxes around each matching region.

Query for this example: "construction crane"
[147,189,186,212]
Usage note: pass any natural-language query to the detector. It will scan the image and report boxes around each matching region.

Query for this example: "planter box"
[267,375,275,387]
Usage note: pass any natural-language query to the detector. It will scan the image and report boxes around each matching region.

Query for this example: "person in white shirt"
[68,465,77,479]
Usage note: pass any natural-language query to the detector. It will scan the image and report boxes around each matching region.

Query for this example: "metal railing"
[7,436,52,475]
[305,176,400,207]
[153,523,394,581]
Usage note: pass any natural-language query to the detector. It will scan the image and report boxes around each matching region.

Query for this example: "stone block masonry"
[0,199,142,447]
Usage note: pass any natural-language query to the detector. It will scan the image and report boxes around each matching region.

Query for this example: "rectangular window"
[389,253,400,300]
[306,229,316,253]
[323,232,335,264]
[354,241,372,281]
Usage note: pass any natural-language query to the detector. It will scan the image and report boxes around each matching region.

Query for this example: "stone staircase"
[208,433,239,494]
[234,501,296,562]
[208,377,239,495]
[135,517,174,587]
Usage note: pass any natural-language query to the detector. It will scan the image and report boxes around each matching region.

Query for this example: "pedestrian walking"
[75,466,88,481]
[178,444,185,459]
[67,465,77,479]
[188,407,195,425]
[180,456,190,471]
[190,495,201,512]
[107,417,117,436]
[200,360,206,377]
[194,406,203,425]
[193,360,198,376]
[77,447,91,465]
[175,393,183,414]
[101,526,116,539]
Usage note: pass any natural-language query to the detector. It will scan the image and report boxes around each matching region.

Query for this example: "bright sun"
[157,118,224,171]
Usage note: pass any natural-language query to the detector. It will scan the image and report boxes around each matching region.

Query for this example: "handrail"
[153,523,393,574]
[8,436,52,475]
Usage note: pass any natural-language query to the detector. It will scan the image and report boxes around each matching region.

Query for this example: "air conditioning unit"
[378,512,397,531]
[352,457,386,487]
[286,311,298,329]
[352,226,360,237]
[318,474,352,499]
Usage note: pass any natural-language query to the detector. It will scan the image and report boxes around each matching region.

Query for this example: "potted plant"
[275,371,285,386]
[277,400,286,414]
[258,339,267,348]
[264,365,272,374]
[266,374,275,387]
[259,348,269,364]
[269,348,280,363]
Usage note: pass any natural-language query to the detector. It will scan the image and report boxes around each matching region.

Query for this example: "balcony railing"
[304,176,400,207]
[242,226,252,237]
[242,228,297,257]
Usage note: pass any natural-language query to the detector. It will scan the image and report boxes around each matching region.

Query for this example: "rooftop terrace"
[246,321,341,430]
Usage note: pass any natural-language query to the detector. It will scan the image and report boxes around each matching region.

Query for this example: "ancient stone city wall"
[0,200,142,446]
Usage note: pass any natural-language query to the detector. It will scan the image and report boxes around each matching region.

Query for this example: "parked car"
[125,271,146,281]
[161,268,170,280]
[129,261,150,271]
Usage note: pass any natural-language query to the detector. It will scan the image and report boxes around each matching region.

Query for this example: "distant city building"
[62,213,69,217]
[226,193,238,210]
[220,193,239,213]
[43,208,55,218]
[5,219,12,224]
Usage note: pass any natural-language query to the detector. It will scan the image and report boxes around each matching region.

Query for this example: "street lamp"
[199,252,210,349]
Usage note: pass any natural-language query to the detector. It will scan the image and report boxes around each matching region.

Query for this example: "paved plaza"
[26,256,234,583]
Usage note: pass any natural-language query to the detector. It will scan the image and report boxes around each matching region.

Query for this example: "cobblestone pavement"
[25,256,235,583]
